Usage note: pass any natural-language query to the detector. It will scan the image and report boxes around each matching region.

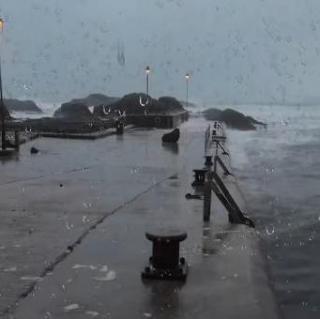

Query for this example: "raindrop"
[94,270,116,281]
[265,225,275,236]
[82,202,92,208]
[65,222,74,230]
[64,304,79,312]
[72,264,97,270]
[44,311,52,319]
[20,276,42,281]
[100,265,109,272]
[82,215,89,223]
[3,266,17,272]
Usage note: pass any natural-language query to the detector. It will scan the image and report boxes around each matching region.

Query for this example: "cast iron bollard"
[204,155,213,167]
[115,120,124,135]
[142,228,188,281]
[191,169,207,187]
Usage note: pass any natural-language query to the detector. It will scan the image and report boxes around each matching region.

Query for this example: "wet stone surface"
[0,119,279,318]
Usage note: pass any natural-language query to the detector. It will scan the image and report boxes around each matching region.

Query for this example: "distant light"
[0,19,4,32]
[185,73,191,80]
[145,66,151,74]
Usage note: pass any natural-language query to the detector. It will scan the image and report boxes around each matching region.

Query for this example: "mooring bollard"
[116,121,124,135]
[191,169,207,187]
[142,228,188,281]
[204,155,213,167]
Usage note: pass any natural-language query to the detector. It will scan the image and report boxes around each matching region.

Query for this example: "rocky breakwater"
[18,94,117,134]
[94,93,189,128]
[4,99,42,114]
[203,108,266,130]
[8,93,189,134]
[2,98,41,124]
[54,93,189,129]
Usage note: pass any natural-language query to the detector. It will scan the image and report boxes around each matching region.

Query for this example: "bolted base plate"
[142,258,188,281]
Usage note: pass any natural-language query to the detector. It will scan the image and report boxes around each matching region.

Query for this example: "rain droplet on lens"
[265,225,275,236]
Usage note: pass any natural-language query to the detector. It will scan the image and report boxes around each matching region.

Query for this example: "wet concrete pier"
[0,118,280,318]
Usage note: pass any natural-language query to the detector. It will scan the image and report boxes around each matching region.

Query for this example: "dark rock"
[162,128,180,143]
[158,96,184,112]
[56,93,186,127]
[55,94,119,119]
[30,147,39,154]
[95,93,185,117]
[246,115,267,127]
[203,108,266,130]
[0,102,12,120]
[4,99,42,113]
[54,102,94,119]
[67,93,119,107]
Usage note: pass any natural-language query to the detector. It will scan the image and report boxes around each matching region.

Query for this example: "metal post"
[0,52,5,150]
[146,73,149,96]
[203,176,212,222]
[14,131,19,150]
[185,73,190,108]
[186,77,189,107]
[203,156,213,222]
[145,66,150,96]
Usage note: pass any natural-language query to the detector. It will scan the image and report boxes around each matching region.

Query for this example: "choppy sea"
[226,105,320,319]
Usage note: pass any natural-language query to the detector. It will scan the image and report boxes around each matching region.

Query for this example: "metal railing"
[189,122,254,228]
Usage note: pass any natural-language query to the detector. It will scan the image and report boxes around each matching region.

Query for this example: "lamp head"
[0,19,4,32]
[145,66,151,74]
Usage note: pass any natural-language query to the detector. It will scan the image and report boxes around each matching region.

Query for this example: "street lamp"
[145,66,151,96]
[0,18,6,150]
[185,73,191,107]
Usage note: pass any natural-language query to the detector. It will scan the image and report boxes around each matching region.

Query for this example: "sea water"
[227,105,320,319]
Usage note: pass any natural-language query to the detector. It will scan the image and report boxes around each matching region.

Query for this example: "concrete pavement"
[0,118,280,318]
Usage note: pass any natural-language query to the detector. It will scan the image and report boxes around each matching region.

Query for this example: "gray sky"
[1,0,320,105]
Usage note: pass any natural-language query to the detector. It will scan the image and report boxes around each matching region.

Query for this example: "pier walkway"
[0,118,280,318]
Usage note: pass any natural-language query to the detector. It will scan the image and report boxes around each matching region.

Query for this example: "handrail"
[214,140,229,156]
[214,155,232,176]
[209,180,254,227]
[189,121,255,228]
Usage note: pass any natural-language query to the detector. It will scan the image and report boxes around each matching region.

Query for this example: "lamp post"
[0,18,5,150]
[145,66,150,96]
[185,73,191,108]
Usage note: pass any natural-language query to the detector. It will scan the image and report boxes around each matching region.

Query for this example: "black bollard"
[142,229,188,281]
[204,155,213,167]
[191,169,207,187]
[116,121,124,135]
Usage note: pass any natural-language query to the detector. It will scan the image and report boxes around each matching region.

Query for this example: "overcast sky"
[1,0,320,105]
